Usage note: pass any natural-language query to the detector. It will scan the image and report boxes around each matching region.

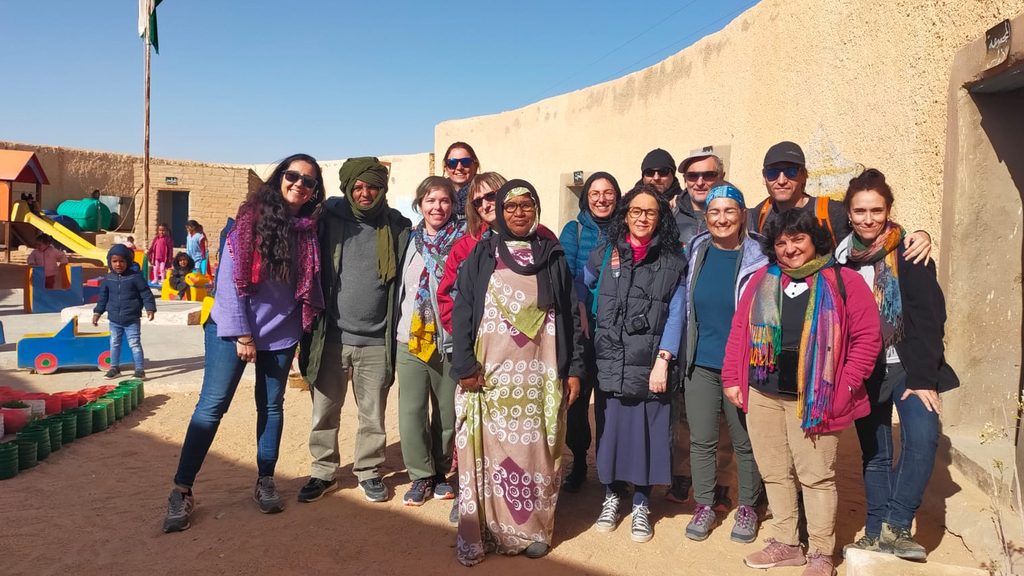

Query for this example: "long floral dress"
[454,243,567,567]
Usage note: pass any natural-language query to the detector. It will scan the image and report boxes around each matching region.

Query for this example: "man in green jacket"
[298,157,411,504]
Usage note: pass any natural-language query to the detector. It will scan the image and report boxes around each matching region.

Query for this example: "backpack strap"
[576,220,582,246]
[589,244,613,322]
[816,196,836,246]
[832,261,847,303]
[757,198,773,234]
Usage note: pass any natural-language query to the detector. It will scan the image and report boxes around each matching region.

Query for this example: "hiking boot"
[162,488,195,533]
[449,499,459,526]
[524,542,550,559]
[744,538,806,569]
[133,369,146,380]
[730,504,759,543]
[801,552,836,576]
[842,534,880,558]
[433,474,455,500]
[253,476,283,514]
[104,368,122,380]
[594,493,621,532]
[630,503,654,543]
[403,477,435,506]
[666,475,692,503]
[359,477,388,502]
[561,461,587,493]
[685,503,716,541]
[713,484,733,512]
[880,522,926,560]
[297,477,337,503]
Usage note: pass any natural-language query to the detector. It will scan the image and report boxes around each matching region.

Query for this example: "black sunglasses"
[642,167,672,178]
[683,170,719,182]
[763,166,801,181]
[471,191,497,209]
[446,157,474,170]
[282,170,318,189]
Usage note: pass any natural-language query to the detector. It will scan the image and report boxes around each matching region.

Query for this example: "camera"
[625,313,650,335]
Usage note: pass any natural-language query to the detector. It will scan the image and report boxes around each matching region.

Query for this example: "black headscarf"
[579,171,622,226]
[488,179,562,307]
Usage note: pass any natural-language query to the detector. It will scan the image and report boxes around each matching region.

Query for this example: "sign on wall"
[985,20,1011,71]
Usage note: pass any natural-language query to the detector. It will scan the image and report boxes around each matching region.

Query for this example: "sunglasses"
[445,157,474,170]
[282,170,318,189]
[503,199,537,214]
[471,191,497,209]
[763,166,802,181]
[683,170,719,182]
[642,167,672,178]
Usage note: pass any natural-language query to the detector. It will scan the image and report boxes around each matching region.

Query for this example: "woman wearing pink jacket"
[722,209,881,576]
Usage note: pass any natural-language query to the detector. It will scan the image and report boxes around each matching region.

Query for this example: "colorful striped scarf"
[849,222,904,347]
[749,254,842,431]
[409,218,463,361]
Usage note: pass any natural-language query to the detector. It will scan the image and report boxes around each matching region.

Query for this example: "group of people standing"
[158,140,958,576]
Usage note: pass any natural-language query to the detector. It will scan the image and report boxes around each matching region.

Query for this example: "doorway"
[159,190,190,248]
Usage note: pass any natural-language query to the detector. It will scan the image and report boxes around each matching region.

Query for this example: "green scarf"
[338,157,396,283]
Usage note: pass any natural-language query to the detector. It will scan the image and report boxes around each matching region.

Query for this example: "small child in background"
[147,223,174,284]
[185,220,207,272]
[168,251,195,300]
[122,236,138,250]
[27,234,68,289]
[93,244,157,380]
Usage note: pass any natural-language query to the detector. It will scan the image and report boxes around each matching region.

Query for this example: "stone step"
[845,549,988,575]
[61,300,202,326]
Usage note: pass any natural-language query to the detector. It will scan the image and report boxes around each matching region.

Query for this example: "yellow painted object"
[200,296,214,326]
[10,200,107,263]
[160,270,210,301]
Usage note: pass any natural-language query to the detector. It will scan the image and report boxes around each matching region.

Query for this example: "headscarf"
[408,217,464,361]
[338,157,396,283]
[489,179,563,310]
[579,171,622,227]
[229,204,325,333]
[705,184,746,209]
[848,222,905,347]
[748,254,842,431]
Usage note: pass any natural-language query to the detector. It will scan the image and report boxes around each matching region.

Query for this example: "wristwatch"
[657,350,673,361]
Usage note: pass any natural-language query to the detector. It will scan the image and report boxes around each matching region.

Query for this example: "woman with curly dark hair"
[163,153,326,533]
[583,184,686,544]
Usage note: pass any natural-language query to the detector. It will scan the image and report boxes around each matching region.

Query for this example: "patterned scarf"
[849,222,905,347]
[749,254,842,431]
[408,218,463,361]
[229,204,325,333]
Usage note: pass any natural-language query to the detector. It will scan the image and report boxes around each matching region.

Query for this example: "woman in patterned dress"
[450,179,586,566]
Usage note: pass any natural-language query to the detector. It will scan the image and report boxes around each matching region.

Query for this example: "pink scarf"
[628,234,652,263]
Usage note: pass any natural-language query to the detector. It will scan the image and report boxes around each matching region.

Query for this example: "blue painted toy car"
[17,317,132,374]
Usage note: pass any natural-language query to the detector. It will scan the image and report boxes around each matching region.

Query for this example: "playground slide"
[10,200,108,263]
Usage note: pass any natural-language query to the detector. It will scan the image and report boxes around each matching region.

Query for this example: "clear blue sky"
[1,0,757,164]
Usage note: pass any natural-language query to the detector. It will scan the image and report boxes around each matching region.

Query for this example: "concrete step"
[61,300,202,326]
[845,549,988,575]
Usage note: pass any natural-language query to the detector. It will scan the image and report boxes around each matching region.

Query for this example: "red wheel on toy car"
[34,353,58,374]
[97,351,112,371]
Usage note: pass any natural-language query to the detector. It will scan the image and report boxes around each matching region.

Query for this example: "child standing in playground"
[27,234,68,289]
[148,223,174,284]
[185,220,207,272]
[93,244,156,380]
[123,236,138,250]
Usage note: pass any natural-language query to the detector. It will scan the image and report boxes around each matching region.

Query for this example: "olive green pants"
[397,346,456,481]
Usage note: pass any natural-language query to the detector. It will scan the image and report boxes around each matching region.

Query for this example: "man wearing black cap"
[639,148,700,239]
[749,141,931,261]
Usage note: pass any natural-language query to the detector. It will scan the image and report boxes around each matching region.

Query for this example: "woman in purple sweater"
[162,154,326,533]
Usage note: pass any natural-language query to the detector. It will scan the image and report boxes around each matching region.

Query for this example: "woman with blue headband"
[681,183,767,544]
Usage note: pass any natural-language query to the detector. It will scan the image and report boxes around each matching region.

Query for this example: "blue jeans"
[173,320,296,488]
[109,320,144,370]
[854,363,940,536]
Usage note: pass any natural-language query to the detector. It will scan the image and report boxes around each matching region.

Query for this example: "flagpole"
[143,34,151,249]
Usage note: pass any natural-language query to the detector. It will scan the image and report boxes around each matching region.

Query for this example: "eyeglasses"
[471,191,497,209]
[503,199,537,214]
[587,190,616,200]
[445,157,474,170]
[642,167,672,178]
[627,207,659,221]
[282,170,318,189]
[763,166,802,181]
[683,171,719,182]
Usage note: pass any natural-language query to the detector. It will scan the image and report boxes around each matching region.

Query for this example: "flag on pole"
[138,0,164,54]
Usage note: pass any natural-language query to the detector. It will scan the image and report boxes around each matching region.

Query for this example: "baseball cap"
[763,141,806,168]
[679,145,721,173]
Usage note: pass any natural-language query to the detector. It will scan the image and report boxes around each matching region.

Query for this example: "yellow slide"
[10,200,108,263]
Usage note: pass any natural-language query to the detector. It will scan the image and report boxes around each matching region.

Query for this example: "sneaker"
[449,499,459,526]
[359,477,388,502]
[842,534,880,558]
[104,368,122,380]
[880,522,926,560]
[713,484,733,512]
[666,475,692,503]
[594,493,621,533]
[630,503,654,543]
[685,503,716,541]
[162,488,195,533]
[433,474,455,500]
[743,538,806,569]
[561,461,587,493]
[253,476,283,514]
[133,369,146,380]
[297,477,338,503]
[403,477,435,506]
[524,542,550,559]
[730,504,759,543]
[801,552,836,576]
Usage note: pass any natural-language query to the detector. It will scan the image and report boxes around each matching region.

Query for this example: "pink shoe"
[743,538,806,569]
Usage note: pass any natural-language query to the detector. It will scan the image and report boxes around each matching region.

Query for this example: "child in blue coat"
[93,244,157,379]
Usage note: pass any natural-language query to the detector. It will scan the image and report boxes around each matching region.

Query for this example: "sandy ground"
[0,290,991,576]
